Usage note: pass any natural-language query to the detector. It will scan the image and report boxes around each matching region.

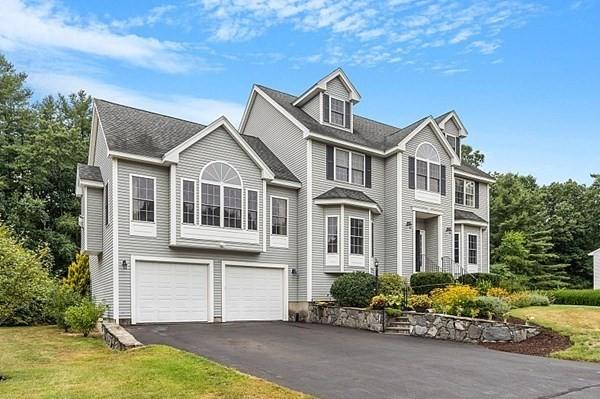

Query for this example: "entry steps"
[384,316,410,336]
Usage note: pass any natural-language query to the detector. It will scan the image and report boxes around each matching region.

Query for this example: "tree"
[461,144,485,167]
[64,253,90,298]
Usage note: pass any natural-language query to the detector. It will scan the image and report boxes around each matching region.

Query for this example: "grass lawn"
[0,326,310,399]
[510,305,600,362]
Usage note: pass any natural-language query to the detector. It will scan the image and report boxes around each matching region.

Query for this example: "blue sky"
[1,0,598,184]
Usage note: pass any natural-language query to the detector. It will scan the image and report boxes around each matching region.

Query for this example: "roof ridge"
[93,98,206,127]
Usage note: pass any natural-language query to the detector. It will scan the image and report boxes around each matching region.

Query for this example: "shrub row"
[331,272,409,308]
[547,289,600,306]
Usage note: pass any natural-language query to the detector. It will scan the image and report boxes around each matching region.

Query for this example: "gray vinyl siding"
[311,140,385,298]
[326,77,350,101]
[383,154,398,273]
[242,92,308,301]
[91,124,114,318]
[302,94,321,122]
[116,146,298,319]
[444,119,460,137]
[86,187,103,252]
[594,253,600,289]
[401,124,454,277]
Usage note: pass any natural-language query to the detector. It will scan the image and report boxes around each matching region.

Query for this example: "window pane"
[272,198,287,236]
[454,234,460,263]
[201,183,220,226]
[327,217,338,254]
[465,181,475,207]
[335,149,349,182]
[247,190,258,230]
[455,179,465,205]
[416,160,428,190]
[429,163,440,193]
[350,218,364,255]
[330,98,345,126]
[468,235,478,264]
[352,153,364,185]
[132,176,154,222]
[224,187,242,228]
[183,180,195,224]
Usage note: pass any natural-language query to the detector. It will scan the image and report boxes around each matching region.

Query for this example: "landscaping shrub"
[475,279,494,295]
[430,285,478,315]
[330,272,377,308]
[370,294,387,310]
[506,292,532,308]
[546,289,600,306]
[64,253,90,297]
[64,299,106,337]
[46,284,83,331]
[486,287,510,299]
[385,308,404,318]
[468,296,511,320]
[410,272,454,295]
[408,294,432,312]
[378,273,409,296]
[456,273,501,288]
[527,292,550,307]
[370,294,405,310]
[0,225,54,326]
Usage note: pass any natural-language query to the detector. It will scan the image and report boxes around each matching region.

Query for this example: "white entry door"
[223,264,287,322]
[133,260,212,323]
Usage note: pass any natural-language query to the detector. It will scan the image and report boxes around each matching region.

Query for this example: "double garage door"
[133,259,286,324]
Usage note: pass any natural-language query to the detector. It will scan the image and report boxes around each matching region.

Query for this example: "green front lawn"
[510,305,600,362]
[0,326,310,398]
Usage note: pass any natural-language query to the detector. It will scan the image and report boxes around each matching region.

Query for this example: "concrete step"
[384,329,410,336]
[389,321,410,327]
[385,326,410,332]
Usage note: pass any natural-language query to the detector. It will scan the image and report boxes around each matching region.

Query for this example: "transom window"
[271,197,288,236]
[200,162,242,229]
[182,179,196,224]
[415,143,441,193]
[455,178,475,207]
[350,218,364,255]
[327,216,338,254]
[468,234,478,264]
[247,190,258,231]
[335,148,365,186]
[131,175,155,223]
[330,97,345,126]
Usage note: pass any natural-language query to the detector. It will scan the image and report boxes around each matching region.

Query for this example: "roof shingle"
[455,209,487,224]
[456,162,494,181]
[315,187,378,205]
[77,163,103,182]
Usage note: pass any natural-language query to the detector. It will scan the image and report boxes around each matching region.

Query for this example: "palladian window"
[200,162,242,229]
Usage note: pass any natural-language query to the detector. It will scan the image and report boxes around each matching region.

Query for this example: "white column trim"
[368,209,373,271]
[111,158,119,324]
[340,204,345,272]
[263,180,267,252]
[486,184,490,272]
[306,139,313,301]
[460,224,465,272]
[83,186,88,251]
[397,153,403,275]
[412,210,416,273]
[169,164,176,245]
[438,214,443,268]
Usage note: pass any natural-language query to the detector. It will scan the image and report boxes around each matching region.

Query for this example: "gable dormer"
[436,111,468,158]
[293,68,361,132]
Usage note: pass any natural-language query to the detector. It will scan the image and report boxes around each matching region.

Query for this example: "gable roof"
[455,209,487,224]
[456,162,495,182]
[293,68,361,107]
[94,99,206,159]
[435,110,468,137]
[241,135,300,183]
[77,163,103,182]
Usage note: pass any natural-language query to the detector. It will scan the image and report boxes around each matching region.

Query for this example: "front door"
[415,230,425,272]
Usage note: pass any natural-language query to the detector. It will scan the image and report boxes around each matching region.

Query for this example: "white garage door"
[134,260,210,323]
[224,265,286,322]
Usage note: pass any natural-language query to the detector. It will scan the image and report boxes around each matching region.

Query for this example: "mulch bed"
[481,317,572,357]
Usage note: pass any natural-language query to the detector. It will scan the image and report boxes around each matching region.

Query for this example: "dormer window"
[330,97,345,126]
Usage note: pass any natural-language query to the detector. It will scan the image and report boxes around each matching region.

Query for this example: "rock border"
[307,303,386,332]
[405,312,540,343]
[100,321,144,350]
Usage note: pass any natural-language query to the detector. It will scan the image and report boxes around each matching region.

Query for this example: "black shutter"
[323,94,329,123]
[365,155,372,188]
[408,156,415,189]
[456,137,461,158]
[441,165,446,196]
[475,181,480,208]
[326,145,334,180]
[345,101,351,129]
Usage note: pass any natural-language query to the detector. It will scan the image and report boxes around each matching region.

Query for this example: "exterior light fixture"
[406,221,412,227]
[121,260,128,270]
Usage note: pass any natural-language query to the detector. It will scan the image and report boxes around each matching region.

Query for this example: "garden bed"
[482,325,571,356]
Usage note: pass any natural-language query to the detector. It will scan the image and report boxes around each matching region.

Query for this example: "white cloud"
[0,0,195,73]
[470,40,501,54]
[110,5,177,30]
[27,72,245,126]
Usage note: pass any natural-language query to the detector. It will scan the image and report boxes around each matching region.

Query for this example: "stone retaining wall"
[406,312,540,343]
[101,321,144,350]
[307,303,385,332]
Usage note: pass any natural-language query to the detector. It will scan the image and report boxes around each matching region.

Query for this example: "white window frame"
[465,180,475,207]
[199,161,244,230]
[334,147,366,186]
[414,142,442,204]
[468,233,478,265]
[349,217,365,267]
[129,173,157,237]
[181,178,197,225]
[329,95,346,128]
[270,195,289,248]
[246,189,259,231]
[326,215,339,266]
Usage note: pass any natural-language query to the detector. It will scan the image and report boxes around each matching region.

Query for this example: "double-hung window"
[468,234,478,264]
[200,162,243,229]
[350,218,364,255]
[182,179,196,224]
[330,97,345,126]
[271,197,288,236]
[132,176,155,223]
[465,181,475,207]
[429,163,440,193]
[327,216,338,254]
[247,190,258,231]
[415,143,441,193]
[416,160,428,190]
[201,183,220,226]
[335,148,365,186]
[455,178,475,207]
[223,187,242,228]
[455,178,465,205]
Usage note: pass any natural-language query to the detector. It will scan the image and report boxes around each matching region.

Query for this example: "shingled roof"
[315,187,379,205]
[257,85,432,152]
[455,209,487,224]
[77,163,103,182]
[241,135,300,183]
[456,161,494,181]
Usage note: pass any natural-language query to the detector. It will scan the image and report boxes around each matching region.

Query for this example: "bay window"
[350,218,364,255]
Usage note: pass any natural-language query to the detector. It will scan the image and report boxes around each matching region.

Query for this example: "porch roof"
[314,187,381,214]
[455,209,487,224]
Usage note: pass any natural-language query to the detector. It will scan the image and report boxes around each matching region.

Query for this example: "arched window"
[200,162,243,228]
[415,143,441,193]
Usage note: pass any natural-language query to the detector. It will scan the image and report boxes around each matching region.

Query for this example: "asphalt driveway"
[127,322,600,399]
